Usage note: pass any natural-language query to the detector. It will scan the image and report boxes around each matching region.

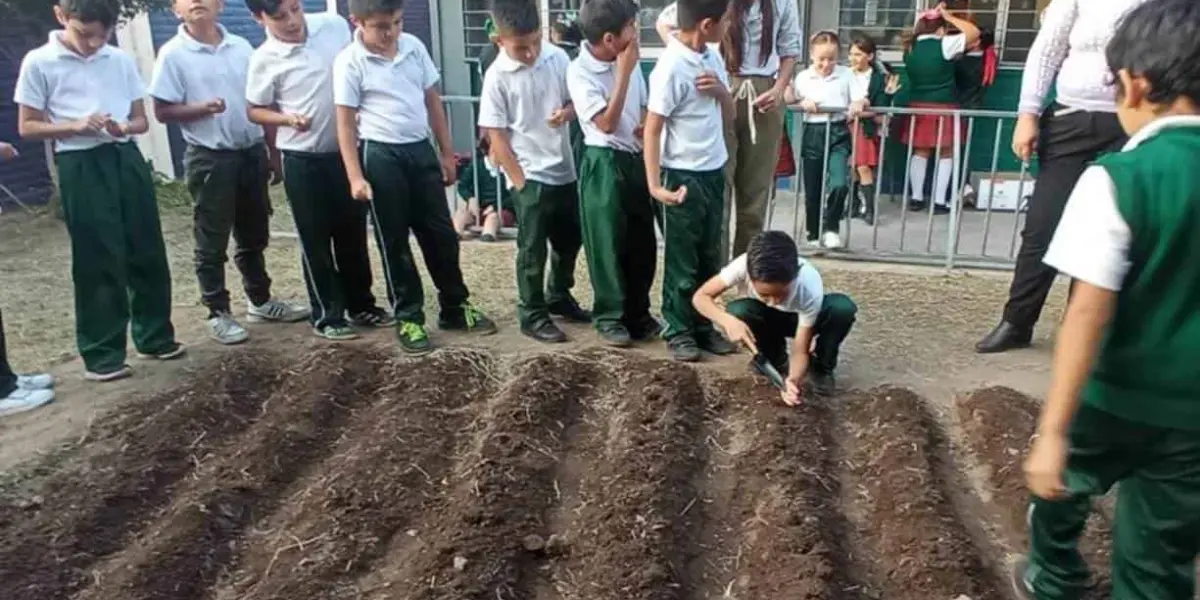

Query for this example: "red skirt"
[851,121,880,168]
[900,101,965,150]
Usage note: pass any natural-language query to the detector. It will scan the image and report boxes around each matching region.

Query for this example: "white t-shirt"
[149,25,263,150]
[332,31,439,145]
[246,12,351,153]
[916,34,968,61]
[646,36,730,172]
[477,41,576,186]
[719,254,825,329]
[14,32,146,153]
[792,65,864,123]
[566,43,648,153]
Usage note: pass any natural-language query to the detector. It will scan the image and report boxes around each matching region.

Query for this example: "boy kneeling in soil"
[693,231,857,405]
[1013,1,1200,598]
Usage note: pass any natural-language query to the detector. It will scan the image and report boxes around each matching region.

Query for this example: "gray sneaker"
[246,299,311,323]
[207,312,249,345]
[17,373,54,390]
[0,387,55,417]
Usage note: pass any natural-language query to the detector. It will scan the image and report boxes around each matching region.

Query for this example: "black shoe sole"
[400,344,435,356]
[521,327,567,344]
[598,333,633,348]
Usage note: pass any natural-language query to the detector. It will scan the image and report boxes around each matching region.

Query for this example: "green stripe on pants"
[514,181,582,326]
[725,294,857,374]
[56,142,176,373]
[661,167,724,340]
[578,146,657,331]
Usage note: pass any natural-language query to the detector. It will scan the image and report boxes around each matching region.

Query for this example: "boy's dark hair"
[676,0,728,31]
[1106,0,1200,106]
[579,0,638,45]
[746,231,800,284]
[553,19,584,44]
[348,0,404,19]
[978,27,995,50]
[850,32,877,56]
[245,0,285,17]
[489,0,540,36]
[59,0,118,28]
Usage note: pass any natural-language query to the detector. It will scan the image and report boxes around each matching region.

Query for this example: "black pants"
[184,143,273,315]
[1004,105,1126,328]
[281,151,377,328]
[361,139,469,324]
[514,181,583,326]
[0,309,15,398]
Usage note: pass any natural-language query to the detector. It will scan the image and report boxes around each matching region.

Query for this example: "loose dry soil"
[0,344,1119,600]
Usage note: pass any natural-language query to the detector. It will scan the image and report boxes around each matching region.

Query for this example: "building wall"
[0,20,53,209]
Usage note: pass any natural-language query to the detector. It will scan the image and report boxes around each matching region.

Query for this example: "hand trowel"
[751,353,786,390]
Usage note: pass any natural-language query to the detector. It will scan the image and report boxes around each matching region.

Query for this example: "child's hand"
[205,98,227,115]
[617,35,640,76]
[104,119,129,138]
[884,74,902,95]
[1024,431,1070,500]
[650,184,686,206]
[720,316,757,354]
[799,99,819,114]
[440,155,457,185]
[547,108,570,128]
[285,113,311,132]
[633,122,645,138]
[74,113,111,135]
[0,142,17,161]
[849,99,868,119]
[782,375,803,406]
[695,71,726,97]
[350,177,373,202]
[467,196,481,218]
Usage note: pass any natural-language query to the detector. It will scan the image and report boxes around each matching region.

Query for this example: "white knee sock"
[909,155,929,201]
[934,158,954,207]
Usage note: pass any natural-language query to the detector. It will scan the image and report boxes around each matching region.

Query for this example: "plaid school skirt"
[851,120,881,168]
[899,101,966,151]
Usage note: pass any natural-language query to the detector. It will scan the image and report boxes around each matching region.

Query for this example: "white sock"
[909,155,928,201]
[934,158,954,207]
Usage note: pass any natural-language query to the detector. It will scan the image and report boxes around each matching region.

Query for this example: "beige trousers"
[723,74,787,259]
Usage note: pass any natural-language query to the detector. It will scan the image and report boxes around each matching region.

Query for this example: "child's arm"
[332,53,371,201]
[578,38,639,134]
[246,53,310,131]
[154,99,224,123]
[939,4,981,56]
[477,71,524,189]
[693,275,757,353]
[0,141,17,160]
[149,56,225,123]
[117,99,150,136]
[784,327,814,405]
[483,128,526,191]
[17,105,101,140]
[642,113,684,205]
[426,88,457,185]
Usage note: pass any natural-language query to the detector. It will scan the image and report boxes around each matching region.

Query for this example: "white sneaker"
[247,299,311,324]
[821,231,843,249]
[84,365,133,382]
[17,373,54,390]
[0,387,54,417]
[806,239,822,248]
[208,313,249,345]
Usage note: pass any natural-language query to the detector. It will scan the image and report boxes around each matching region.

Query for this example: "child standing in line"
[245,0,389,341]
[552,16,587,173]
[847,33,900,226]
[333,0,497,354]
[150,0,309,347]
[1013,1,1200,598]
[15,0,185,382]
[785,31,866,250]
[900,3,978,214]
[568,0,660,348]
[644,0,738,363]
[479,0,592,344]
[453,135,515,242]
[693,230,856,401]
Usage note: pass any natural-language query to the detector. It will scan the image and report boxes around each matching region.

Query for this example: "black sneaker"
[396,321,434,355]
[348,307,395,328]
[667,335,702,362]
[908,199,927,212]
[522,319,567,343]
[439,302,498,335]
[1009,555,1034,600]
[549,297,592,323]
[810,370,837,396]
[626,314,663,342]
[597,323,633,348]
[933,203,951,215]
[698,330,737,356]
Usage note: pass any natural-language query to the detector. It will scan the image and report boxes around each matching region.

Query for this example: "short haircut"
[59,0,118,28]
[579,0,638,44]
[1106,0,1200,106]
[245,0,285,17]
[850,32,877,56]
[676,0,728,31]
[809,29,840,48]
[490,0,540,36]
[746,231,800,284]
[348,0,403,19]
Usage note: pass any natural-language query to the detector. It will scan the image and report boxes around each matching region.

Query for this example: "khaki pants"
[724,74,786,258]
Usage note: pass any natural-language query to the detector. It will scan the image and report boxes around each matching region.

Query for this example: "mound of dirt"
[1,347,1117,600]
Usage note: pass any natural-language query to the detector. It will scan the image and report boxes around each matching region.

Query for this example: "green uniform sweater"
[1086,124,1200,431]
[904,38,957,104]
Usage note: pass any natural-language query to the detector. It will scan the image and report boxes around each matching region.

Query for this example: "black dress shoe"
[549,297,592,323]
[625,314,663,341]
[933,204,951,215]
[668,335,702,362]
[976,321,1033,354]
[522,319,567,343]
[698,330,737,356]
[598,324,633,348]
[908,200,927,212]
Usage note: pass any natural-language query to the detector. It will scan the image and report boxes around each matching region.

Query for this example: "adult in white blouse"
[976,0,1148,354]
[656,0,802,259]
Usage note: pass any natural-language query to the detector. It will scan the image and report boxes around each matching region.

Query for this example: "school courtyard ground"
[0,181,1101,600]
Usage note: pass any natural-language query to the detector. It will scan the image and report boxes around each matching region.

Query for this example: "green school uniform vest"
[904,38,956,104]
[859,66,894,137]
[1085,123,1200,432]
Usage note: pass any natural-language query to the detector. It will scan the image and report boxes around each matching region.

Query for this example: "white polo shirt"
[246,12,351,153]
[646,36,730,172]
[719,254,825,329]
[150,25,263,150]
[332,31,439,145]
[477,41,576,186]
[792,65,863,123]
[14,32,146,153]
[567,43,648,153]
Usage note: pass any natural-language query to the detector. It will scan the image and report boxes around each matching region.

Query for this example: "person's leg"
[723,81,743,257]
[282,153,351,333]
[811,292,857,376]
[726,298,796,372]
[514,181,558,338]
[579,147,628,338]
[909,149,931,205]
[0,308,16,398]
[480,208,500,240]
[693,170,736,354]
[232,145,275,308]
[545,182,586,320]
[622,151,659,338]
[661,168,707,360]
[933,156,954,209]
[57,146,132,376]
[822,133,851,237]
[326,157,378,321]
[800,126,826,244]
[184,145,238,318]
[453,204,474,238]
[731,78,786,258]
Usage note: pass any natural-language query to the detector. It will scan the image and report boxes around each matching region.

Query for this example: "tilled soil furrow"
[840,387,997,600]
[219,351,497,600]
[955,387,1113,598]
[547,359,708,600]
[70,346,391,600]
[721,381,862,600]
[0,351,281,600]
[371,354,596,600]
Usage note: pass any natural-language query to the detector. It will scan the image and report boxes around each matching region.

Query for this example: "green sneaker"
[314,323,358,341]
[439,303,498,336]
[396,321,434,354]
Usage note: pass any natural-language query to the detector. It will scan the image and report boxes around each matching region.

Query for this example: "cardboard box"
[972,173,1035,212]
